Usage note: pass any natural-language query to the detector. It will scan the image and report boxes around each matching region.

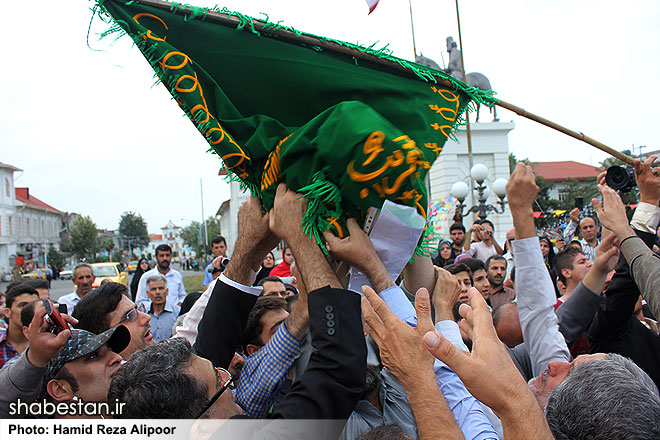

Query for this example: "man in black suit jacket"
[108,185,366,422]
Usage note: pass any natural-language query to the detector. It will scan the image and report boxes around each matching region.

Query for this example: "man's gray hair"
[146,274,167,288]
[545,353,660,439]
[73,263,93,278]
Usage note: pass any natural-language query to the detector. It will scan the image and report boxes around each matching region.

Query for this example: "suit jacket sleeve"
[588,229,656,343]
[555,281,602,346]
[621,236,660,321]
[271,286,366,420]
[193,280,258,369]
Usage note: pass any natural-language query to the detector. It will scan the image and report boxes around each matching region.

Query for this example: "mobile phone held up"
[42,299,70,334]
[575,196,584,211]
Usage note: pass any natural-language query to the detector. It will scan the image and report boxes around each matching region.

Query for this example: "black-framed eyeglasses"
[117,303,147,325]
[196,367,233,419]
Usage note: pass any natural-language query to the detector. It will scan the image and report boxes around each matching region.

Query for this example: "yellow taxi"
[20,269,46,279]
[91,262,129,287]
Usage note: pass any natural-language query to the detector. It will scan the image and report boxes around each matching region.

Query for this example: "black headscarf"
[130,257,150,301]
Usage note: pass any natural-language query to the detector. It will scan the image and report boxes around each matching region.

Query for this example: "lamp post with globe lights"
[452,164,508,222]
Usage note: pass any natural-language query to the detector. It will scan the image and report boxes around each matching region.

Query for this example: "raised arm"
[563,208,580,242]
[194,197,280,368]
[556,233,619,346]
[269,184,365,419]
[596,155,660,319]
[423,289,554,440]
[362,287,465,440]
[507,163,570,375]
[324,218,416,326]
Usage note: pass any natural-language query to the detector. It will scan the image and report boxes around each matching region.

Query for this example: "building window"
[9,216,13,236]
[4,178,9,198]
[558,191,569,202]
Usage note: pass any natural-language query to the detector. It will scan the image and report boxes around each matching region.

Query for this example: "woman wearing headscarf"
[433,240,455,268]
[270,245,294,278]
[539,236,556,272]
[254,251,276,285]
[130,257,150,301]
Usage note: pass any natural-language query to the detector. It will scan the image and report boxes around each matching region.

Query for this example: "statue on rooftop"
[416,37,498,122]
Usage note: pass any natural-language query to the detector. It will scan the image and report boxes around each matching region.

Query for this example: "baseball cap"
[45,325,130,382]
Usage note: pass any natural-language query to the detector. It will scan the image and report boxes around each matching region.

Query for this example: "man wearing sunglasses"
[109,187,366,426]
[73,282,154,359]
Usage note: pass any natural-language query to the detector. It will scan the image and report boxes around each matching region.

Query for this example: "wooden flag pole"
[127,0,636,166]
[493,100,635,165]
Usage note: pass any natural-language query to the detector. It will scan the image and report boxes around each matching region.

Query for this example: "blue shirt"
[202,263,214,287]
[147,303,180,343]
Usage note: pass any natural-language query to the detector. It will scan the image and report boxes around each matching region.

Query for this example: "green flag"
[97,0,493,252]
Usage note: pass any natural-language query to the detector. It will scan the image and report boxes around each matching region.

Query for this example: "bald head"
[493,302,523,348]
[579,217,598,243]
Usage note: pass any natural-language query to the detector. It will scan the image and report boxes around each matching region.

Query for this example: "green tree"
[555,177,599,211]
[181,216,222,256]
[47,246,65,269]
[98,238,115,262]
[69,216,99,259]
[118,212,149,249]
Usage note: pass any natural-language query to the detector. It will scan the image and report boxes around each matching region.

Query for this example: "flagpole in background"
[200,178,208,255]
[408,0,417,57]
[454,0,475,215]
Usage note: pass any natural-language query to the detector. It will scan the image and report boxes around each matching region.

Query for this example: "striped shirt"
[235,323,302,418]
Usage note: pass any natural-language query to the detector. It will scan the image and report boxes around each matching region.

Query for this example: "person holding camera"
[563,208,600,262]
[462,219,504,263]
[203,236,229,290]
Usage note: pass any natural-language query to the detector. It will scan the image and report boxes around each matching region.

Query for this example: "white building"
[428,121,514,244]
[216,120,515,250]
[0,162,64,274]
[145,220,194,258]
[216,176,251,254]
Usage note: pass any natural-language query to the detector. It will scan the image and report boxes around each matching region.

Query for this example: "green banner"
[98,0,490,251]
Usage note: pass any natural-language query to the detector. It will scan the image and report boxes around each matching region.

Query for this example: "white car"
[60,267,73,280]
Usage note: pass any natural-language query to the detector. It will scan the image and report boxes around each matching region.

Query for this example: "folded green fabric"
[98,0,493,253]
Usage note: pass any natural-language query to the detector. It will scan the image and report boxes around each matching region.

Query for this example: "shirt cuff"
[631,202,660,233]
[219,272,262,296]
[379,285,417,326]
[435,320,468,351]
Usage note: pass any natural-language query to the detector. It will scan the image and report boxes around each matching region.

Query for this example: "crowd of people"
[1,156,660,439]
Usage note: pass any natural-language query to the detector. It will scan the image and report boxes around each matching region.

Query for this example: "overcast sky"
[1,0,658,233]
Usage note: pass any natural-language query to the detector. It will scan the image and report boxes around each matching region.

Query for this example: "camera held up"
[605,165,636,193]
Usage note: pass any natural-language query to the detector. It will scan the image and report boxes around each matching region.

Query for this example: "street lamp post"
[452,164,508,222]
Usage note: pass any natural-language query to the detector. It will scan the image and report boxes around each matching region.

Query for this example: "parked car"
[60,267,73,280]
[20,269,46,280]
[91,262,129,287]
[127,260,138,274]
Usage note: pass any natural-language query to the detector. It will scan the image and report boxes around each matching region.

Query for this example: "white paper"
[347,200,425,294]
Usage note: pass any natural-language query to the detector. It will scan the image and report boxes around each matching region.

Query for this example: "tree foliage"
[181,216,222,256]
[69,216,99,259]
[47,246,65,269]
[118,212,149,249]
